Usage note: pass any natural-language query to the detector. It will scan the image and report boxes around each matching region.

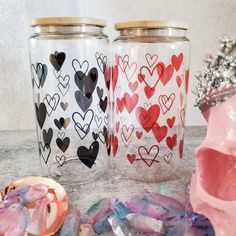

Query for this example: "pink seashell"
[190,95,236,236]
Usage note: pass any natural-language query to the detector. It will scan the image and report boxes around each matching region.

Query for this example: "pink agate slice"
[190,94,236,236]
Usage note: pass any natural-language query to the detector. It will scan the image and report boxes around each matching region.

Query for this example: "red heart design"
[112,135,118,156]
[138,145,159,167]
[163,152,172,164]
[122,125,134,143]
[112,65,118,92]
[145,53,158,67]
[136,105,160,132]
[124,93,139,113]
[152,123,167,143]
[144,86,155,99]
[171,53,183,71]
[167,116,176,128]
[157,62,174,86]
[118,55,137,81]
[166,134,177,150]
[185,69,190,94]
[159,93,175,114]
[138,73,145,83]
[117,97,125,113]
[180,92,184,106]
[127,153,136,164]
[115,122,120,133]
[139,64,163,88]
[128,81,138,93]
[136,131,143,139]
[176,75,184,87]
[179,139,184,159]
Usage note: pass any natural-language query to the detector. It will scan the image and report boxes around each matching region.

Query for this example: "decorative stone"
[60,210,80,236]
[78,224,96,236]
[126,213,166,234]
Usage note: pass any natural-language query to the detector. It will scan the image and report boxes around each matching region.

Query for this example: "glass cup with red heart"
[111,20,190,181]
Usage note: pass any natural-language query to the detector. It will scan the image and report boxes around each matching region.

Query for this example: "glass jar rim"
[31,17,107,28]
[115,20,188,30]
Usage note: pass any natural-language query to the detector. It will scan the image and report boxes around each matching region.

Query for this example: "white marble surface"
[0,0,236,130]
[0,127,206,215]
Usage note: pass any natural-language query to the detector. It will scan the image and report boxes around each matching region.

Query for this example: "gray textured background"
[0,0,235,130]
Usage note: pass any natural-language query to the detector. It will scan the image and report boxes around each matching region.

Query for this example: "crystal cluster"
[194,36,236,112]
[59,193,214,236]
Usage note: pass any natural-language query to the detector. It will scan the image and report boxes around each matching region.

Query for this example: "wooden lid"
[115,20,188,30]
[31,17,107,27]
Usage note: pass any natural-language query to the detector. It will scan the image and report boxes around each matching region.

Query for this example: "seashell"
[2,176,68,235]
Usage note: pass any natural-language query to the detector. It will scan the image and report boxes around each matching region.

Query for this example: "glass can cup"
[111,20,190,182]
[28,17,110,184]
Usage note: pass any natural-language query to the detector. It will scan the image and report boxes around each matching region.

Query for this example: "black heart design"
[55,155,66,166]
[54,118,64,130]
[74,67,98,96]
[56,137,70,153]
[31,63,48,88]
[72,59,89,76]
[43,128,53,145]
[44,93,60,116]
[35,103,46,129]
[94,115,102,128]
[53,69,62,79]
[92,132,98,140]
[58,75,70,86]
[58,83,70,96]
[104,114,109,126]
[50,51,66,71]
[77,141,99,168]
[99,96,108,113]
[57,131,65,139]
[60,102,68,111]
[95,52,107,74]
[97,86,104,99]
[72,110,94,140]
[75,90,93,112]
[39,142,51,164]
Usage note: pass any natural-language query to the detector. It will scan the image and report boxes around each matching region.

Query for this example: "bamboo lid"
[31,17,107,27]
[115,20,188,30]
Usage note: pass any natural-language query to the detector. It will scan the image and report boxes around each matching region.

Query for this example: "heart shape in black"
[55,155,66,166]
[39,142,51,164]
[50,51,66,71]
[75,90,93,112]
[31,63,47,88]
[97,86,104,99]
[54,118,65,130]
[56,137,70,153]
[72,110,94,140]
[95,52,107,74]
[35,103,46,129]
[99,96,108,113]
[43,128,53,145]
[77,141,99,168]
[74,67,98,97]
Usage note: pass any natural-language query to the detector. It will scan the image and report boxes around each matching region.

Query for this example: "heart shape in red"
[127,153,136,164]
[128,81,138,93]
[152,123,167,143]
[138,145,159,167]
[124,92,139,113]
[167,116,176,128]
[171,53,183,71]
[166,134,177,150]
[136,105,160,132]
[158,62,174,86]
[144,86,155,99]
